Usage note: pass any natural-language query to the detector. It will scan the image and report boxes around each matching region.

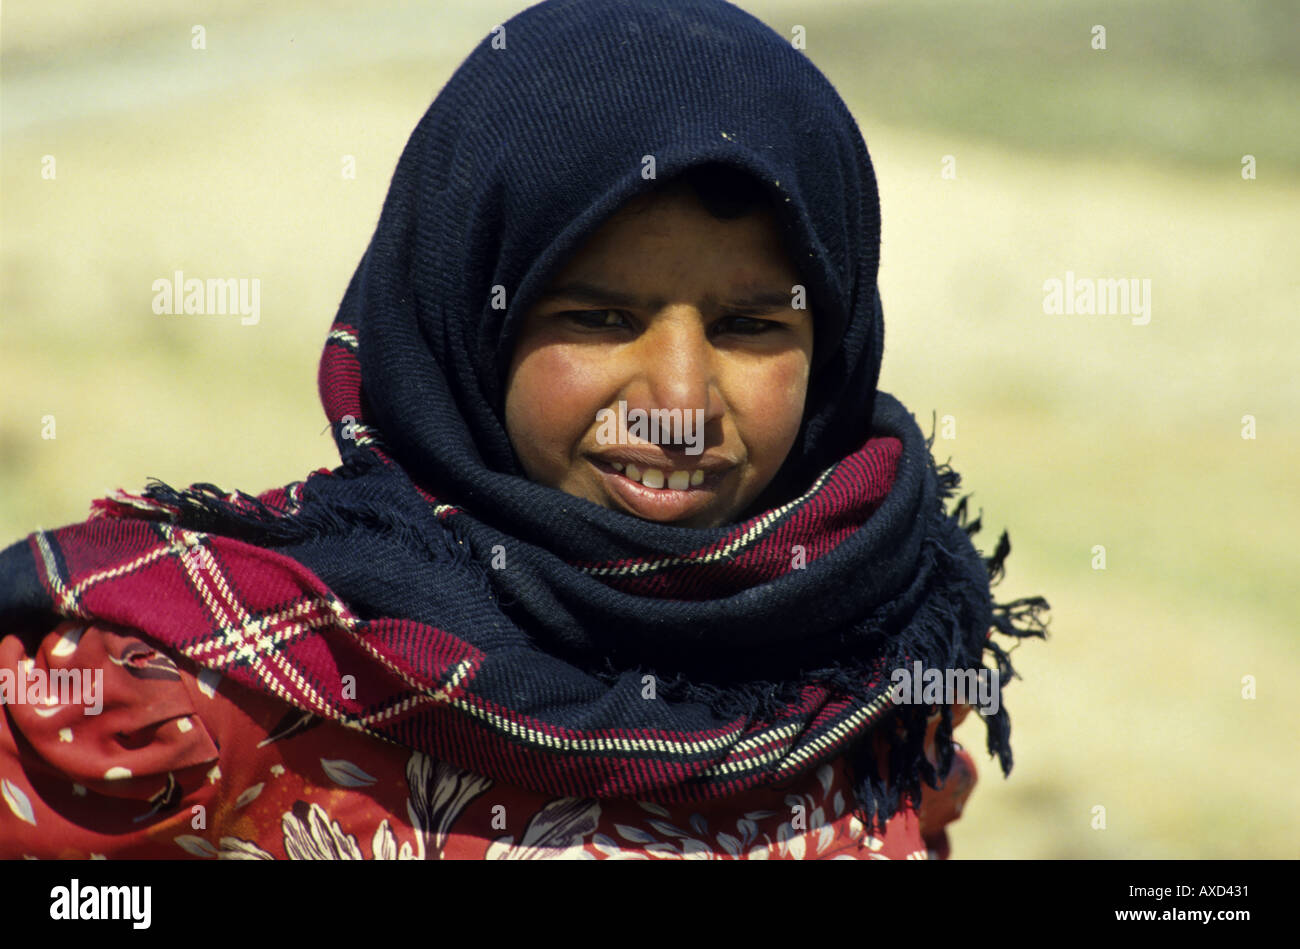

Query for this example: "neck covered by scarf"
[0,0,1047,830]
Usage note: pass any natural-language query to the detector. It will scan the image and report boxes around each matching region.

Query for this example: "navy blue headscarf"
[363,0,883,504]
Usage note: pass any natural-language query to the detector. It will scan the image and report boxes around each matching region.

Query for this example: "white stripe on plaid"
[350,423,384,448]
[771,691,895,778]
[580,462,838,578]
[704,691,895,779]
[36,529,175,619]
[328,327,359,350]
[351,657,478,731]
[161,524,352,719]
[156,525,481,733]
[436,685,866,776]
[35,531,85,618]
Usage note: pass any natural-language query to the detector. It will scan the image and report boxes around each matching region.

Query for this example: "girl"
[0,0,1047,860]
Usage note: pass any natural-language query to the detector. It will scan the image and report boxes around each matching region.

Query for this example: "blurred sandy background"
[2,1,1297,857]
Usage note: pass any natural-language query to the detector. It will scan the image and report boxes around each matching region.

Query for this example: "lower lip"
[591,460,722,522]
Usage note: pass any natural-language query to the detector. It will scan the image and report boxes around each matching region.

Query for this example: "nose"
[620,307,723,442]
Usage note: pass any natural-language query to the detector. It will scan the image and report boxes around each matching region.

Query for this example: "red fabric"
[1,619,977,860]
[35,463,915,806]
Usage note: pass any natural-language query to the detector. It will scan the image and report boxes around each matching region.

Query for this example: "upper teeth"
[618,463,706,490]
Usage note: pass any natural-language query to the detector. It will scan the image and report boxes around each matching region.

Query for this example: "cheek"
[740,356,810,452]
[505,346,603,474]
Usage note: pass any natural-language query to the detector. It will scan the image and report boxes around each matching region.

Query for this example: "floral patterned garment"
[1,619,977,860]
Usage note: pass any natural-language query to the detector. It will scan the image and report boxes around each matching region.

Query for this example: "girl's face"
[504,188,814,529]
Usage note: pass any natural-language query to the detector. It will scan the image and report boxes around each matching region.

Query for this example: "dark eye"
[563,309,628,330]
[715,314,779,335]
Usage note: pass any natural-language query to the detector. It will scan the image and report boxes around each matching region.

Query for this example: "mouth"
[588,456,726,523]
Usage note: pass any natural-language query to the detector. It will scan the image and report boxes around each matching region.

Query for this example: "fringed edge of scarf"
[841,422,1052,836]
[133,449,478,576]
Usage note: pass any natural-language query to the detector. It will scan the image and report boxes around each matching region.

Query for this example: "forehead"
[546,189,799,287]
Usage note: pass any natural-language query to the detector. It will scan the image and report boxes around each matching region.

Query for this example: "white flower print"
[593,761,866,860]
[405,751,493,859]
[586,802,783,860]
[485,797,601,860]
[219,837,275,860]
[281,801,365,860]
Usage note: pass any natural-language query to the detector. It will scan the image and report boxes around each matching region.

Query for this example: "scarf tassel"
[137,450,476,576]
[846,437,1051,836]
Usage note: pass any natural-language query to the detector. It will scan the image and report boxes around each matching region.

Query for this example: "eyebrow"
[537,280,798,315]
